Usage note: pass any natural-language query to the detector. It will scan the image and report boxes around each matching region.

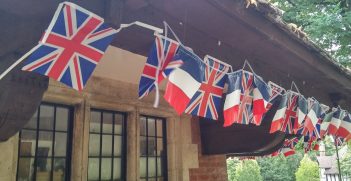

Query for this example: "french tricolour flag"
[302,100,321,136]
[320,111,334,138]
[164,46,205,115]
[251,75,271,125]
[223,71,242,127]
[336,112,351,138]
[294,95,307,133]
[328,108,346,136]
[269,92,288,133]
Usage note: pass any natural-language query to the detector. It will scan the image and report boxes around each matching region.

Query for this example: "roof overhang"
[1,0,350,154]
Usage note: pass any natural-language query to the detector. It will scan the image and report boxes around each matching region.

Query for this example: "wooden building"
[0,0,350,181]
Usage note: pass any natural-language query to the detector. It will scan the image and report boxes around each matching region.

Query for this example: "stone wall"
[189,117,228,181]
[0,75,201,181]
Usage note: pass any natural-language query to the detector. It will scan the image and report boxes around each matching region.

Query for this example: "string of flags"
[1,2,350,156]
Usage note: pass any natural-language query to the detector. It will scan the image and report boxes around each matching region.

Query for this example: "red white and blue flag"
[336,112,351,138]
[223,70,254,126]
[22,3,117,91]
[164,46,205,115]
[328,108,346,136]
[270,92,288,133]
[294,95,308,133]
[320,111,334,138]
[280,93,298,134]
[185,56,229,120]
[139,35,181,98]
[302,100,321,137]
[251,75,271,125]
[266,81,285,110]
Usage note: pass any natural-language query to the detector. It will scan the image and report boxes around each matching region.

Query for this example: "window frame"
[88,108,127,181]
[139,115,168,181]
[16,102,74,181]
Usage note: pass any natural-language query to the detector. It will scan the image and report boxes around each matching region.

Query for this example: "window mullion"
[111,113,115,181]
[50,106,57,181]
[99,112,103,181]
[33,105,41,181]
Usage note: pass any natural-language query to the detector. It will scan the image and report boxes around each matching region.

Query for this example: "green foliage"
[340,145,351,177]
[295,155,320,181]
[227,158,262,181]
[235,160,263,181]
[270,0,351,67]
[227,158,240,181]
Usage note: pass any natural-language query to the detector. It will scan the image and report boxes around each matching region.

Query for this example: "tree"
[235,160,263,181]
[295,155,320,181]
[270,0,351,67]
[227,158,240,181]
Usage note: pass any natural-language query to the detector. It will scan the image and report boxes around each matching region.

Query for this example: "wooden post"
[334,137,342,181]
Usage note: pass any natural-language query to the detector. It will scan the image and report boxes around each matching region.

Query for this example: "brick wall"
[189,117,228,181]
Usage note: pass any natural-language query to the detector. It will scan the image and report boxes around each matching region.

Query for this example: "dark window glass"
[17,103,73,181]
[88,109,126,181]
[139,116,167,181]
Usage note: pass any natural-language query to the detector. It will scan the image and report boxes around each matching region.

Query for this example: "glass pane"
[156,119,163,137]
[89,134,100,156]
[139,157,147,178]
[20,130,37,156]
[148,137,156,156]
[90,111,101,133]
[18,157,35,181]
[39,105,54,130]
[148,157,157,177]
[157,157,163,177]
[101,158,112,180]
[140,116,147,136]
[54,132,67,156]
[37,131,53,157]
[53,158,66,181]
[102,112,113,133]
[113,158,121,180]
[114,114,123,134]
[158,178,164,181]
[24,110,38,129]
[114,135,122,156]
[140,136,147,156]
[36,158,52,181]
[149,179,157,181]
[55,107,69,131]
[101,135,113,156]
[157,138,164,156]
[88,158,99,181]
[148,118,156,136]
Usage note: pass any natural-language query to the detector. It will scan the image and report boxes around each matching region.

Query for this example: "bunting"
[185,56,229,120]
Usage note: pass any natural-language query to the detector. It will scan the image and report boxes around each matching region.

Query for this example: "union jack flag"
[273,137,300,157]
[22,3,117,91]
[185,56,229,120]
[139,35,181,98]
[280,93,298,134]
[237,71,254,124]
[266,82,285,110]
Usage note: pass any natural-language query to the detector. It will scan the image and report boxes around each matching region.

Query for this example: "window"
[139,116,167,181]
[17,103,73,181]
[88,109,126,181]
